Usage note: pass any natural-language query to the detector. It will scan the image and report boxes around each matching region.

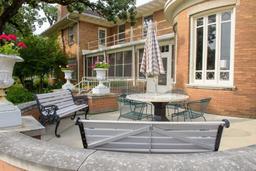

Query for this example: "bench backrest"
[36,90,75,110]
[76,119,230,153]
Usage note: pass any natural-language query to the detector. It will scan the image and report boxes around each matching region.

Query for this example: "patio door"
[157,45,173,93]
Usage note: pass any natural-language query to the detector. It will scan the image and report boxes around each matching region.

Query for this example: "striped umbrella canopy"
[140,22,165,76]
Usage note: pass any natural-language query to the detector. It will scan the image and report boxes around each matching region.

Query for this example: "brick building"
[43,0,256,117]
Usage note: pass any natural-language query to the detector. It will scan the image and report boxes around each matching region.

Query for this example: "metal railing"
[87,20,172,50]
[74,77,146,95]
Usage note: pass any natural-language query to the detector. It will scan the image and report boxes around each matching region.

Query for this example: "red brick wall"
[175,0,256,117]
[87,95,118,114]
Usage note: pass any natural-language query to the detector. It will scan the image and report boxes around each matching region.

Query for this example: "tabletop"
[126,93,189,103]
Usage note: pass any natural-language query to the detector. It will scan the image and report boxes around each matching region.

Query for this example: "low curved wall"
[0,132,255,171]
[18,101,40,121]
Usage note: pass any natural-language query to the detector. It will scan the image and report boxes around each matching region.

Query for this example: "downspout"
[67,15,80,83]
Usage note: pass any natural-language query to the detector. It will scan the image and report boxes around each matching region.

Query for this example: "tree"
[0,0,136,34]
[14,35,67,92]
[2,2,57,36]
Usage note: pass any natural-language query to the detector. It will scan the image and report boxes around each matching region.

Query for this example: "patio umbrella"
[140,22,165,92]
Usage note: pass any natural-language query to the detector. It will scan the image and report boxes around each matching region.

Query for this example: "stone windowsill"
[186,84,237,91]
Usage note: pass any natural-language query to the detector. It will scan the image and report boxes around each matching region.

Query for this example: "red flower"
[17,42,27,48]
[8,34,17,41]
[0,34,11,41]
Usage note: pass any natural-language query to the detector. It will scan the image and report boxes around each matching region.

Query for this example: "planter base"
[0,101,21,128]
[92,85,110,95]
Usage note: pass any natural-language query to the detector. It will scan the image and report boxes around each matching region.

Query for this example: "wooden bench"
[76,119,230,153]
[36,90,89,137]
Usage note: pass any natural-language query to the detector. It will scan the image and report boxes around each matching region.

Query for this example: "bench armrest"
[39,104,58,116]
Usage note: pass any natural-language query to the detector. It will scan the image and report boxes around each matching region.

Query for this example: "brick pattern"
[175,0,256,117]
[21,104,40,121]
[87,95,118,114]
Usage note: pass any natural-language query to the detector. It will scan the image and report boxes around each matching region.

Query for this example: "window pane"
[171,45,175,79]
[197,18,203,27]
[116,52,123,64]
[109,65,114,77]
[116,65,123,77]
[206,72,215,80]
[196,27,203,70]
[158,58,167,85]
[118,24,125,43]
[207,24,216,70]
[222,12,231,21]
[124,51,132,63]
[99,29,106,45]
[220,72,230,80]
[87,58,92,77]
[124,64,132,77]
[108,54,115,65]
[108,54,115,77]
[208,15,216,24]
[220,22,231,70]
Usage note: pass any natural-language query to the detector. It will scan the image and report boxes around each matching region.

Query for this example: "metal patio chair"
[172,97,212,121]
[118,94,153,120]
[166,88,188,118]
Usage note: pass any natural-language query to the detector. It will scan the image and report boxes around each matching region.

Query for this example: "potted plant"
[93,61,110,81]
[61,65,74,90]
[92,61,110,95]
[0,34,27,128]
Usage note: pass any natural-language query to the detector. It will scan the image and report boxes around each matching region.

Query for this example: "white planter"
[0,54,24,128]
[92,68,110,95]
[62,70,74,90]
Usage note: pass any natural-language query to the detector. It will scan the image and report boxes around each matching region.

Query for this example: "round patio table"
[126,93,189,121]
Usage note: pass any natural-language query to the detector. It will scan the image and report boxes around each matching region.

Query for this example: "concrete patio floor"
[41,111,256,151]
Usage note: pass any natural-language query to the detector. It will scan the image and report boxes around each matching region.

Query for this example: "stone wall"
[0,132,255,171]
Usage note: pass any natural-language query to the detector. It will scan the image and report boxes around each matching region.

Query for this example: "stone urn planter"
[92,68,110,95]
[62,69,74,90]
[0,54,24,128]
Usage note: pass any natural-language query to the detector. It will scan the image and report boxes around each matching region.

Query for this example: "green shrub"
[6,84,34,104]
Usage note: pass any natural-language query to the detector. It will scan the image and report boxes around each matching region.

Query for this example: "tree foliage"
[0,0,136,34]
[14,35,67,89]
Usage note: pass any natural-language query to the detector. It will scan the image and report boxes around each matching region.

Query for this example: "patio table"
[126,93,189,121]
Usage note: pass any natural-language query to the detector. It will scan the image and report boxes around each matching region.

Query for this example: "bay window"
[190,10,234,86]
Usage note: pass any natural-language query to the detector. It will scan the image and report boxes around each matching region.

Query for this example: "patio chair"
[172,97,212,121]
[166,88,188,118]
[118,94,153,120]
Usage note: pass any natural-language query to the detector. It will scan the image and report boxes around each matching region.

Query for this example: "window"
[191,10,233,86]
[107,50,132,78]
[86,55,104,77]
[68,26,75,45]
[98,28,107,47]
[143,15,153,37]
[118,24,125,43]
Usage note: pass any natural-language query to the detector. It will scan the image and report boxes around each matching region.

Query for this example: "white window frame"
[189,8,235,87]
[98,27,107,48]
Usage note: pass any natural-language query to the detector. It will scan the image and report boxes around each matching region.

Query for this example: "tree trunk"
[0,0,26,34]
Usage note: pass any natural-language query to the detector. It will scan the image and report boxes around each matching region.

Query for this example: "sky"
[34,0,150,35]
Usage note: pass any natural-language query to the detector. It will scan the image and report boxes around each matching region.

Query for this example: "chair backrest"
[36,90,75,109]
[76,119,229,153]
[188,97,211,113]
